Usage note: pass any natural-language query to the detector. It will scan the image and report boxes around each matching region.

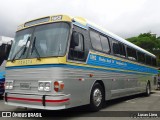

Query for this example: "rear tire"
[144,82,151,96]
[89,83,104,112]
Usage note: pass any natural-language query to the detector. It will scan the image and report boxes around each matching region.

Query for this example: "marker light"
[5,81,14,90]
[54,81,64,92]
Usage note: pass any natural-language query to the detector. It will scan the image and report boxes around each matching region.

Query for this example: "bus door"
[68,25,89,62]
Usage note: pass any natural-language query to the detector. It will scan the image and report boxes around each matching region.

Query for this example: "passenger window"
[146,55,152,65]
[127,47,137,61]
[90,31,102,51]
[112,40,120,56]
[69,32,85,61]
[119,43,126,57]
[100,35,110,53]
[152,58,157,66]
[137,51,145,63]
[111,39,126,58]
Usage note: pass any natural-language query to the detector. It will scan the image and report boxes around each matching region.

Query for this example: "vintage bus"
[5,15,158,111]
[0,37,12,96]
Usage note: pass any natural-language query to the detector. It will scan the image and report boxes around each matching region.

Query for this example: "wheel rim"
[93,88,102,107]
[147,84,150,94]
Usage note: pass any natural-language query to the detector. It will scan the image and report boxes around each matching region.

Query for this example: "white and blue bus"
[0,37,12,96]
[5,15,158,111]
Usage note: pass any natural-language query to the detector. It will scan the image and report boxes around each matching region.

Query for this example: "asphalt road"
[0,91,160,120]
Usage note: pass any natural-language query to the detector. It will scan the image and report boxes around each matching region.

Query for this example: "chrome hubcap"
[93,88,102,107]
[147,85,150,94]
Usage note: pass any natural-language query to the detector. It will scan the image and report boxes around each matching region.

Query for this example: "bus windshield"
[8,22,70,60]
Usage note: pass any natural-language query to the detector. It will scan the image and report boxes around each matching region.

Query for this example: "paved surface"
[0,90,160,120]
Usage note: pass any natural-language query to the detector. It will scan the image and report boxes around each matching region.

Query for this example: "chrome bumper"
[5,93,70,110]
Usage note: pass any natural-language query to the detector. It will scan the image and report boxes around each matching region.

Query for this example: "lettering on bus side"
[17,60,33,65]
[90,54,97,61]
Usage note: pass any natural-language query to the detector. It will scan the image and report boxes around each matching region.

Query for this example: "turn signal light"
[54,81,64,92]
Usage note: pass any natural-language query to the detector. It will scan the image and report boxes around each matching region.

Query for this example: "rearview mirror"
[71,32,79,47]
[4,44,11,60]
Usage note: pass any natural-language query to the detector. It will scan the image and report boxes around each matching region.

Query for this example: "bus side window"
[127,47,137,61]
[111,40,121,56]
[119,43,126,58]
[110,39,126,58]
[152,57,157,66]
[137,51,145,63]
[90,31,102,51]
[145,55,152,65]
[100,35,110,53]
[69,31,85,61]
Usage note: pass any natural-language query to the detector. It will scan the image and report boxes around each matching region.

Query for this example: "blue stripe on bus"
[6,64,155,75]
[87,53,158,74]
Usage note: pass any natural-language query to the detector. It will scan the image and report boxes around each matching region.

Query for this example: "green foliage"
[127,32,160,66]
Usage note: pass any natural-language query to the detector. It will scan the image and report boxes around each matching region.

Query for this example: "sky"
[0,0,160,39]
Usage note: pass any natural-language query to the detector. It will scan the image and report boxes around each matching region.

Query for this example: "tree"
[127,32,160,66]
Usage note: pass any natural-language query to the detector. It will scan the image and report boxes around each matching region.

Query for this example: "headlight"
[38,82,44,91]
[9,82,13,89]
[5,82,9,89]
[44,82,51,91]
[5,81,14,89]
[38,81,51,91]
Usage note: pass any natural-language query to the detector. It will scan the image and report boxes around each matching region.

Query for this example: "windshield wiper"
[11,37,30,62]
[31,37,41,60]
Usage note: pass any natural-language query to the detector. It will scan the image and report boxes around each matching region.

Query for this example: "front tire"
[89,83,104,112]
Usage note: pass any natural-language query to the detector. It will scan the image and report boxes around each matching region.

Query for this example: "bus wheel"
[89,83,104,112]
[145,82,151,96]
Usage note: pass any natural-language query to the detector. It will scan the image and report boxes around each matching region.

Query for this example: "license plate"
[20,83,30,89]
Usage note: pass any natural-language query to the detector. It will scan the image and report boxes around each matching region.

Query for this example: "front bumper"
[5,93,70,110]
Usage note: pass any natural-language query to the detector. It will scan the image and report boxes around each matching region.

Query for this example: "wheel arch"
[90,80,106,100]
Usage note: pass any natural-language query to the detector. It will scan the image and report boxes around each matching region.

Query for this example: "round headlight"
[44,83,51,91]
[38,83,44,91]
[45,83,50,87]
[5,82,9,89]
[39,83,44,87]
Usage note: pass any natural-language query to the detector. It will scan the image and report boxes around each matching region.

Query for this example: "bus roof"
[17,14,156,58]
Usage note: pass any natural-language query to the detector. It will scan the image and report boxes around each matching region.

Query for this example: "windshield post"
[31,37,41,60]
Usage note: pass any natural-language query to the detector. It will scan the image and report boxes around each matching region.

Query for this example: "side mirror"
[4,44,11,60]
[72,32,79,47]
[11,40,14,46]
[4,44,8,53]
[3,39,13,55]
